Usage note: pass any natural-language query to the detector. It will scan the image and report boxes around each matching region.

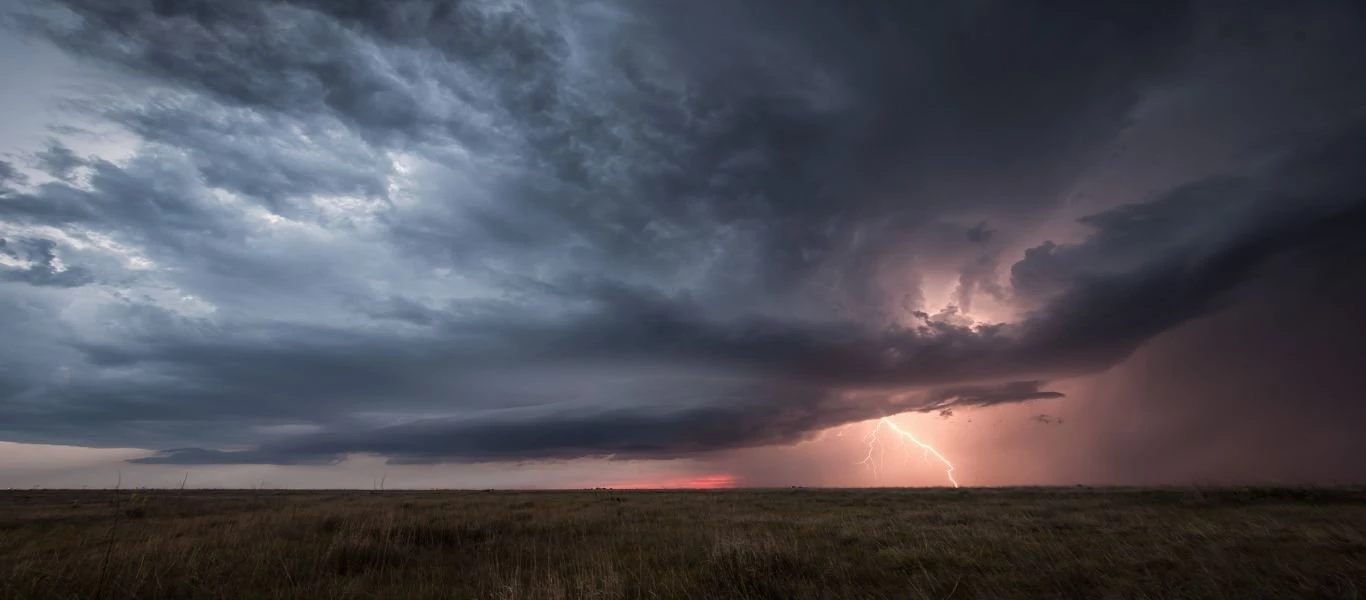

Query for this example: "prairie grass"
[2,487,1364,599]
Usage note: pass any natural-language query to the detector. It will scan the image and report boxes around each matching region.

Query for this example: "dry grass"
[2,487,1364,599]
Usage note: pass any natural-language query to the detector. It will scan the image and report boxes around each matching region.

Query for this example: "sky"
[2,0,1365,489]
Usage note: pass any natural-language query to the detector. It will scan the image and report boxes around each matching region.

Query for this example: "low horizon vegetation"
[3,487,1364,599]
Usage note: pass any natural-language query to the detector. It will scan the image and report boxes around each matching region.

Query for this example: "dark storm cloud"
[2,0,1365,469]
[107,98,393,215]
[130,447,340,466]
[919,382,1066,412]
[0,236,93,287]
[15,0,543,150]
[0,159,25,195]
[14,0,1200,298]
[130,168,1366,464]
[134,379,1066,465]
[634,0,1198,302]
[32,139,83,181]
[0,159,22,182]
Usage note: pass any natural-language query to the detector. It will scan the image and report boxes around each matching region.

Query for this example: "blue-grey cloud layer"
[2,0,1365,467]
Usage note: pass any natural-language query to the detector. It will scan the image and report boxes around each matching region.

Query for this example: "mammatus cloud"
[1,0,1365,471]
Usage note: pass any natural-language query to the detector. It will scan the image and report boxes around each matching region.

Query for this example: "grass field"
[2,487,1364,599]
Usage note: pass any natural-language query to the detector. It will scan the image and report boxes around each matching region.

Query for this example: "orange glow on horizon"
[595,474,737,490]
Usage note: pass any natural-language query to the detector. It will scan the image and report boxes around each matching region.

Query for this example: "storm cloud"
[2,0,1365,475]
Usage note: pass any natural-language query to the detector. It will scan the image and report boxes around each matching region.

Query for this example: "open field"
[2,487,1364,599]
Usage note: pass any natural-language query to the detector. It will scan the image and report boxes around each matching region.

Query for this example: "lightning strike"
[856,417,960,488]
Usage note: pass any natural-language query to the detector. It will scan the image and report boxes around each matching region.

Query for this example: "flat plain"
[2,487,1364,599]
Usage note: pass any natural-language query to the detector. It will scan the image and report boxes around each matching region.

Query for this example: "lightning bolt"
[854,417,960,488]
